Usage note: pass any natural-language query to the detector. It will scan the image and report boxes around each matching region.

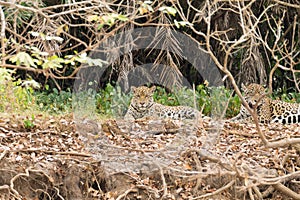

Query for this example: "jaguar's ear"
[131,86,137,93]
[150,85,156,93]
[262,84,268,92]
[241,83,246,92]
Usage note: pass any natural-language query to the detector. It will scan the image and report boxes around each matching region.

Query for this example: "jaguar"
[124,86,201,120]
[231,83,300,124]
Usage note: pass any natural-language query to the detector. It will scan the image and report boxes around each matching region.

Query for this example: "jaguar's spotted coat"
[124,86,201,120]
[231,83,300,124]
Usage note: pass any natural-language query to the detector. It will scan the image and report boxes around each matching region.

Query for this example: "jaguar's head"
[130,86,156,111]
[242,83,266,107]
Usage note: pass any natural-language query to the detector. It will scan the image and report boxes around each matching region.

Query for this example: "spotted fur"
[231,83,300,124]
[124,86,200,120]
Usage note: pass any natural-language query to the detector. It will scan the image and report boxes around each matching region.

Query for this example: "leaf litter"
[0,113,299,199]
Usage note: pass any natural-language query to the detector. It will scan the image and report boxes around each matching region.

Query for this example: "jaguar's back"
[124,86,200,120]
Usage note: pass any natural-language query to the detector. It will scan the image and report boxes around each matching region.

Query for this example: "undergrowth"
[35,88,72,114]
[0,68,299,118]
[0,68,35,112]
[94,84,241,118]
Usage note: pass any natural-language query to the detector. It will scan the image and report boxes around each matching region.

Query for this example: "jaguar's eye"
[249,102,253,108]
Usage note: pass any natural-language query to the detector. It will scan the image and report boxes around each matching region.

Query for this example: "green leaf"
[10,52,37,68]
[174,20,193,28]
[85,57,108,67]
[0,68,14,83]
[102,15,115,26]
[97,23,105,30]
[100,14,128,26]
[139,2,154,14]
[174,20,180,29]
[31,46,49,57]
[159,6,177,16]
[87,15,99,22]
[117,14,128,21]
[42,55,64,69]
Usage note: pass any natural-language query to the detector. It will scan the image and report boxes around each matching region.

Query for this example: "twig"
[136,184,160,198]
[188,148,233,171]
[252,185,263,200]
[13,149,92,157]
[262,186,275,198]
[0,149,7,161]
[0,5,5,66]
[0,185,9,190]
[259,171,300,185]
[115,187,137,200]
[53,187,65,200]
[191,180,235,199]
[272,0,300,8]
[10,168,30,199]
[10,167,66,199]
[0,1,50,20]
[266,138,300,148]
[158,164,168,198]
[245,178,255,200]
[273,183,300,200]
[248,187,255,200]
[192,152,202,192]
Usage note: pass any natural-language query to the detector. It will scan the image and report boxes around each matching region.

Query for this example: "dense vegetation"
[0,0,299,96]
[0,0,300,161]
[1,68,299,119]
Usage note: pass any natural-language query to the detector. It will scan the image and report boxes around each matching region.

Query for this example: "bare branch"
[273,0,300,9]
[191,180,235,199]
[273,183,300,200]
[0,5,5,66]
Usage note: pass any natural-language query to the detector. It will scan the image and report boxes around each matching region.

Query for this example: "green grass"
[35,88,72,114]
[0,68,297,119]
